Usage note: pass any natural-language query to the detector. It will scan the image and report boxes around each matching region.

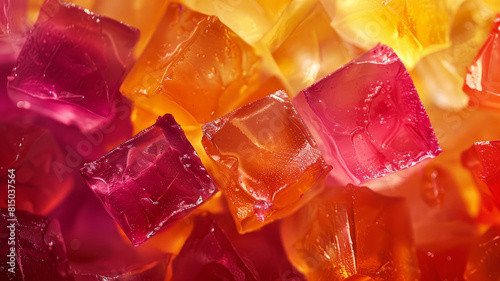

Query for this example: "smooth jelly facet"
[294,44,442,185]
[202,90,331,233]
[7,0,139,132]
[81,114,218,246]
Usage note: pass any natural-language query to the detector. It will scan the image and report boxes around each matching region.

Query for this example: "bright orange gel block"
[202,91,330,233]
[330,0,451,69]
[463,15,500,109]
[120,2,285,125]
[281,185,419,281]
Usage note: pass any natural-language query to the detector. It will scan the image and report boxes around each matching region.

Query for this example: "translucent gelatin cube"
[121,2,285,124]
[281,185,419,281]
[294,44,442,185]
[330,0,452,69]
[0,122,73,215]
[81,114,217,246]
[462,140,500,224]
[463,15,500,110]
[7,0,139,132]
[264,0,361,94]
[465,226,500,281]
[0,209,69,280]
[202,91,330,233]
[182,0,291,44]
[172,215,259,281]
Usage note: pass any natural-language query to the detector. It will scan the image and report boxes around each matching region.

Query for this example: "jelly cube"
[182,0,291,44]
[462,140,500,224]
[330,0,451,69]
[0,122,73,215]
[8,0,139,132]
[294,44,442,185]
[464,226,500,281]
[264,0,362,94]
[281,185,419,280]
[81,114,217,246]
[463,15,500,110]
[121,2,285,125]
[202,90,330,233]
[0,209,69,280]
[172,215,259,281]
[414,0,495,110]
[417,245,471,281]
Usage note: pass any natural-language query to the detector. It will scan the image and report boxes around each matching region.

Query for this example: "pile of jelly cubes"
[1,0,500,280]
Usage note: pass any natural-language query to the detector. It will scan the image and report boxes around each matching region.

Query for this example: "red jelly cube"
[465,226,500,281]
[0,122,73,215]
[0,209,69,280]
[7,0,139,132]
[294,44,442,185]
[172,215,259,281]
[81,114,218,246]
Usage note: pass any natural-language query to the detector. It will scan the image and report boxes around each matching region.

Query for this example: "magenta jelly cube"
[172,215,259,281]
[0,209,69,280]
[294,44,442,184]
[7,0,139,132]
[81,114,218,246]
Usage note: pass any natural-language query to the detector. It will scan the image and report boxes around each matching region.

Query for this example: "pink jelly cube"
[294,44,442,184]
[81,114,218,246]
[7,0,139,132]
[0,209,69,280]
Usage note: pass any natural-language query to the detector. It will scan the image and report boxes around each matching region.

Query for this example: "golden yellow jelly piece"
[264,1,362,94]
[330,0,452,69]
[281,185,419,280]
[413,0,495,110]
[181,0,291,44]
[121,3,286,125]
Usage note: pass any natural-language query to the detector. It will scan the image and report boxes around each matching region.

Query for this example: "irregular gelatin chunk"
[121,2,285,125]
[463,15,500,110]
[414,0,495,110]
[71,256,171,281]
[7,0,139,132]
[464,226,500,281]
[81,114,217,246]
[281,185,419,281]
[202,91,330,233]
[0,122,73,215]
[264,0,361,94]
[294,44,442,185]
[462,140,500,224]
[0,209,69,280]
[172,215,259,281]
[330,0,451,69]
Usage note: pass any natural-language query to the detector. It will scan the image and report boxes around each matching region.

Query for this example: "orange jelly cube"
[281,185,419,280]
[121,2,285,125]
[202,91,330,233]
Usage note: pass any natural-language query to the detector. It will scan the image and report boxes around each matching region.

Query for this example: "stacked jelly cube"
[1,0,500,280]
